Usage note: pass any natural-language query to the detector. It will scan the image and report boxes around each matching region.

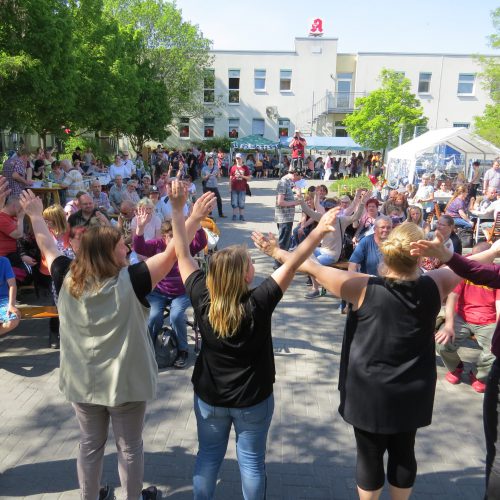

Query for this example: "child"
[0,256,20,336]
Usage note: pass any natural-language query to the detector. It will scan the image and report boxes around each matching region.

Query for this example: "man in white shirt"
[483,158,500,193]
[156,179,189,221]
[413,173,434,212]
[121,152,135,179]
[60,159,85,200]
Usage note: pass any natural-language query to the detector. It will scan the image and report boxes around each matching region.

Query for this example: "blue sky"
[175,0,498,54]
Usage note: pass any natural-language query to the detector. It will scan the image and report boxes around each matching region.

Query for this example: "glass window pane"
[255,78,266,90]
[229,90,239,103]
[460,74,475,82]
[229,78,240,90]
[255,70,266,78]
[337,73,353,80]
[228,69,240,78]
[458,83,473,94]
[280,79,291,91]
[280,70,292,78]
[252,119,265,136]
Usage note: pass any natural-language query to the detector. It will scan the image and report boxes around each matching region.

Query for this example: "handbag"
[155,326,178,368]
[245,183,252,196]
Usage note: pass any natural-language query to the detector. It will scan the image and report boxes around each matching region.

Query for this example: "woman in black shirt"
[170,180,337,500]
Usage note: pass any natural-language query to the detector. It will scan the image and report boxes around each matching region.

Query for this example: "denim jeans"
[231,190,246,209]
[193,393,274,500]
[147,289,191,352]
[275,222,293,267]
[313,248,337,266]
[453,217,473,229]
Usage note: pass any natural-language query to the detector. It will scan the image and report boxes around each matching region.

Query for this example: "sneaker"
[306,276,313,286]
[99,485,113,500]
[142,486,158,500]
[219,214,227,218]
[232,215,237,221]
[445,362,464,384]
[469,372,486,393]
[305,290,320,299]
[239,215,245,221]
[174,350,188,369]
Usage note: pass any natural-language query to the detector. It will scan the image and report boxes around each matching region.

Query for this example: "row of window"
[203,69,477,104]
[204,69,293,104]
[178,117,292,139]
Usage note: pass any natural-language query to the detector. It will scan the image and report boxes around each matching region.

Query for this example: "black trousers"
[353,427,417,491]
[485,359,500,498]
[205,187,223,216]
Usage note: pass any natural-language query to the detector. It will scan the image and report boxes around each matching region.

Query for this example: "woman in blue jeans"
[445,185,474,229]
[170,180,337,499]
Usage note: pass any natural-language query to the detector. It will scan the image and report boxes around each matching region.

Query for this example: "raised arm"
[19,190,62,270]
[145,190,215,288]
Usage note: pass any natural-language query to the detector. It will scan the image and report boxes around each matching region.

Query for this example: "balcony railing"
[326,92,367,113]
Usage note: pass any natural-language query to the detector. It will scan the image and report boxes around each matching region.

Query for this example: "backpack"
[154,326,178,368]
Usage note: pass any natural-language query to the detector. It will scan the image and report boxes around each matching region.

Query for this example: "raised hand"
[191,191,216,221]
[409,231,452,262]
[317,207,340,234]
[0,176,11,209]
[251,231,279,259]
[170,180,188,210]
[136,206,152,229]
[19,190,43,217]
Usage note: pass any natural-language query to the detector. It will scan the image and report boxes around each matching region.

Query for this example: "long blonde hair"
[67,226,123,298]
[43,204,68,237]
[206,245,250,338]
[379,222,424,277]
[445,185,468,211]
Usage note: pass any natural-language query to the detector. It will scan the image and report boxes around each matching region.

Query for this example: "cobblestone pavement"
[0,178,486,499]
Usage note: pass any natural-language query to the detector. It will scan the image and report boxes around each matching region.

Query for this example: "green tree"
[474,7,500,147]
[0,0,78,146]
[344,69,428,152]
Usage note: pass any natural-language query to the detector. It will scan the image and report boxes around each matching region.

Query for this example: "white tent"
[386,128,500,185]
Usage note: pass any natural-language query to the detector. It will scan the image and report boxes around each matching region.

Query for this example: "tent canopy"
[231,135,281,150]
[279,135,364,151]
[386,127,500,184]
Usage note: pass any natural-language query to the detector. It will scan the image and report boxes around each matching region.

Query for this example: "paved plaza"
[0,177,487,499]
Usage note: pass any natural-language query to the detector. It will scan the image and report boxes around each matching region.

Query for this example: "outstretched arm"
[19,190,62,271]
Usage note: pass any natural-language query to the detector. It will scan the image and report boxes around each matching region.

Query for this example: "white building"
[167,36,493,147]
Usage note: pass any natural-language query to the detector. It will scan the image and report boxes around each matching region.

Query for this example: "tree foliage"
[0,0,212,151]
[474,7,500,147]
[344,69,428,152]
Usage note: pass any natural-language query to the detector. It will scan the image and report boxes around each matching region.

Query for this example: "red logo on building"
[309,18,323,37]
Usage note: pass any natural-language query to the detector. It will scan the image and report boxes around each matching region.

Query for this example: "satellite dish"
[266,106,279,120]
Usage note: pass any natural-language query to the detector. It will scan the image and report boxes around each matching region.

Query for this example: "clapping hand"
[252,231,279,259]
[0,176,11,209]
[409,231,452,263]
[191,192,216,221]
[435,324,455,345]
[170,180,188,210]
[136,206,152,229]
[19,190,43,217]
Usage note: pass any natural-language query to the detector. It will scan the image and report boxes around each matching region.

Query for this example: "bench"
[330,260,350,270]
[19,305,58,319]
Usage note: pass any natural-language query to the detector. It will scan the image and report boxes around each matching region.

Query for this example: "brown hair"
[445,185,468,211]
[67,226,123,298]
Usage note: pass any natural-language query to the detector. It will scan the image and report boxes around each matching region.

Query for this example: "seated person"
[68,193,110,228]
[388,206,404,228]
[0,256,20,336]
[121,180,141,205]
[421,215,462,271]
[353,198,381,243]
[108,175,127,214]
[117,200,136,246]
[89,180,111,213]
[445,186,474,229]
[64,190,86,219]
[290,192,316,250]
[130,198,162,242]
[32,159,46,181]
[406,205,430,234]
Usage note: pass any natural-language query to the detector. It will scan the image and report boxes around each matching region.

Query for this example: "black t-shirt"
[67,209,108,228]
[50,255,152,306]
[185,269,283,408]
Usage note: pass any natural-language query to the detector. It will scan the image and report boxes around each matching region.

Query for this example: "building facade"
[166,36,493,147]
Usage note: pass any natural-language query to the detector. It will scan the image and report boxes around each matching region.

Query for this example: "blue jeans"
[275,222,293,267]
[231,190,246,209]
[147,289,191,352]
[193,393,274,500]
[453,217,473,229]
[313,248,337,266]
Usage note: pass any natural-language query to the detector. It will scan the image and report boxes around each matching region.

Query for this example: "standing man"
[414,173,435,213]
[436,242,499,393]
[60,159,85,201]
[229,153,251,221]
[2,148,33,197]
[274,165,302,269]
[484,158,500,193]
[288,130,307,170]
[201,156,226,218]
[121,151,135,179]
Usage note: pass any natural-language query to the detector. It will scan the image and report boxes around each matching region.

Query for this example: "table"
[472,214,494,243]
[31,186,65,206]
[83,174,111,186]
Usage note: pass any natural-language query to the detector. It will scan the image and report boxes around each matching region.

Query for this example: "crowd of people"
[2,143,500,499]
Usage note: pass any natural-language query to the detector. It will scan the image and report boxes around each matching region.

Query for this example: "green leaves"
[344,69,428,152]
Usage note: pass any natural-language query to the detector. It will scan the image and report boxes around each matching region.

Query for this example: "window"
[228,118,239,138]
[252,118,265,137]
[280,70,292,91]
[457,73,476,94]
[254,69,266,91]
[228,69,240,103]
[278,118,290,137]
[178,117,190,138]
[418,72,432,93]
[203,69,215,103]
[453,122,470,129]
[335,120,347,137]
[204,117,215,138]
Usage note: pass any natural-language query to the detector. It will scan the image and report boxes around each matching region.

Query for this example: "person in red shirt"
[436,242,499,393]
[229,153,251,221]
[288,130,307,170]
